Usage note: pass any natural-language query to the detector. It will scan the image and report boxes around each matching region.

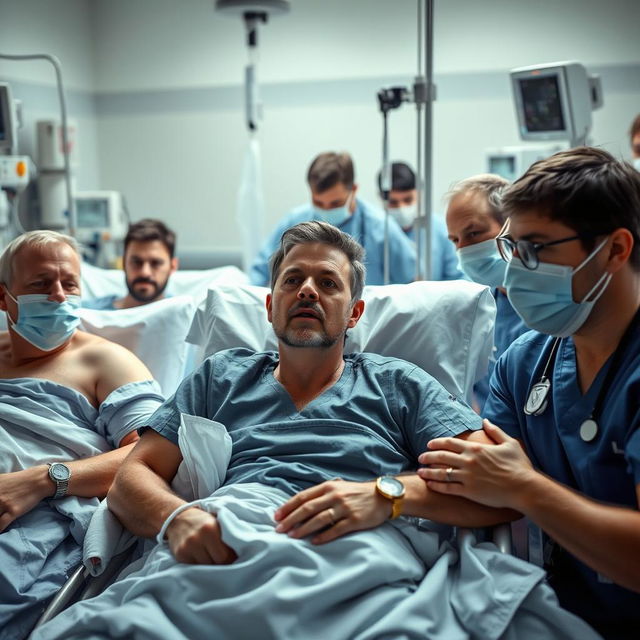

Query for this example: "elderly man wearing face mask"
[0,230,164,638]
[445,174,529,410]
[377,162,464,281]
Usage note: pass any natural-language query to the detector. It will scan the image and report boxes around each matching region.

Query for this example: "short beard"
[126,277,169,303]
[276,327,343,349]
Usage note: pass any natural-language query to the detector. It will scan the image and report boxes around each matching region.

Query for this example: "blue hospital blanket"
[33,483,602,640]
[0,378,162,640]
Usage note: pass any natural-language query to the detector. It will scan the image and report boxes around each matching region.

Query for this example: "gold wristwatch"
[375,475,405,519]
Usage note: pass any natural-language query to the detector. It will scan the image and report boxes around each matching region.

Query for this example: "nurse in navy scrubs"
[419,147,640,639]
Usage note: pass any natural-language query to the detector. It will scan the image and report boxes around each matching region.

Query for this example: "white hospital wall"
[1,0,639,254]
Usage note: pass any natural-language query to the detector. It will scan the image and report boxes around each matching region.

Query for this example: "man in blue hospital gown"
[420,147,640,639]
[249,151,416,286]
[0,230,163,639]
[33,222,602,639]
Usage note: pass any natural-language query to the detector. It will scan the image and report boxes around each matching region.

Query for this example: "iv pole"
[378,0,435,282]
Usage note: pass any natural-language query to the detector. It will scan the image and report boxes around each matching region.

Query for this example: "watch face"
[50,463,70,481]
[378,475,403,498]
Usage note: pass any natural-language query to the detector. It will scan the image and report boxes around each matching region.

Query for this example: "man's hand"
[274,479,391,544]
[417,419,536,510]
[165,506,237,565]
[0,466,53,532]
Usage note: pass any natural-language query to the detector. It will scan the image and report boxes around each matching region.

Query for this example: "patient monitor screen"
[0,101,7,142]
[519,76,565,132]
[76,198,109,229]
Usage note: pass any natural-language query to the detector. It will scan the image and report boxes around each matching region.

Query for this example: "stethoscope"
[524,307,640,442]
[524,337,600,442]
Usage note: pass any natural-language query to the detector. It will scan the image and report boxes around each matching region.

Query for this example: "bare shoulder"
[75,331,154,401]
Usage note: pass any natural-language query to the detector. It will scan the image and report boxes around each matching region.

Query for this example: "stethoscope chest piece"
[579,418,599,442]
[524,377,551,416]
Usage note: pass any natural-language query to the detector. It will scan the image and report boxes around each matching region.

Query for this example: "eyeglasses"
[496,234,583,270]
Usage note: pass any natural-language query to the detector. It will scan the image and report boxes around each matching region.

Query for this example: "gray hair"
[269,221,366,303]
[445,173,510,224]
[0,230,80,286]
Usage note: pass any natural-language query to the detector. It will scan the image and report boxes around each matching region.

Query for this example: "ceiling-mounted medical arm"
[0,52,76,236]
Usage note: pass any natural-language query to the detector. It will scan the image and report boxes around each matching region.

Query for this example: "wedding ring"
[327,507,336,525]
[446,467,454,483]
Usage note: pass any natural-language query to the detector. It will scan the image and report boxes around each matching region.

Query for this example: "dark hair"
[269,221,366,302]
[124,219,176,258]
[307,152,354,193]
[377,162,416,193]
[502,146,640,269]
[630,114,640,144]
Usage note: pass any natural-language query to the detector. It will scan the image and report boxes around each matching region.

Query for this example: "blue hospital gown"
[146,348,482,496]
[484,329,640,639]
[249,199,416,287]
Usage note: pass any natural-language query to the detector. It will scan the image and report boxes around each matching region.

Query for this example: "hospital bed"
[31,278,516,633]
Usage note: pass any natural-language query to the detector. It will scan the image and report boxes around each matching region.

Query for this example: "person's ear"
[605,228,634,273]
[266,293,273,324]
[347,299,365,328]
[170,257,179,273]
[0,283,7,312]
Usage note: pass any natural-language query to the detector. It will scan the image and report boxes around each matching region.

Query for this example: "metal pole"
[415,0,424,280]
[382,111,390,285]
[422,0,434,280]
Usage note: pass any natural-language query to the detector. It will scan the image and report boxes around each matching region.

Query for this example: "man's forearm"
[108,459,187,539]
[514,473,640,592]
[402,474,519,526]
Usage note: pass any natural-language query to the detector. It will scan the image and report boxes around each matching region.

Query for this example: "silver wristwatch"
[47,462,71,499]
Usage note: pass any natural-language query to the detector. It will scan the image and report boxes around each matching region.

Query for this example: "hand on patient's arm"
[166,507,236,565]
[419,419,640,591]
[0,432,138,532]
[274,479,391,545]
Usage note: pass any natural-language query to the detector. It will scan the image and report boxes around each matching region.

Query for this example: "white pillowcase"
[186,281,496,404]
[79,295,197,397]
[80,261,248,301]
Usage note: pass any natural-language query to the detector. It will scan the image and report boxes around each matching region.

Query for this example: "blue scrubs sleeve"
[249,224,284,286]
[625,426,640,486]
[397,366,482,458]
[482,349,522,440]
[386,220,416,284]
[142,358,215,444]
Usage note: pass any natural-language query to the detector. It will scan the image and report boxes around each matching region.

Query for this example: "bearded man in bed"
[31,222,602,640]
[0,230,164,639]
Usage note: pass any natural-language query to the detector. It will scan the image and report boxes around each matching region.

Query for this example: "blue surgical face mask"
[5,292,81,351]
[314,192,353,227]
[457,238,506,288]
[505,237,612,337]
[388,204,417,231]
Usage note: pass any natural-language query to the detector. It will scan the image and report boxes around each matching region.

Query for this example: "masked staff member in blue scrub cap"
[445,174,529,411]
[419,147,640,639]
[376,162,463,281]
[250,152,416,286]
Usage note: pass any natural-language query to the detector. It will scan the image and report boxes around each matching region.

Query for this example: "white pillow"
[79,295,197,397]
[186,281,496,404]
[80,262,248,301]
